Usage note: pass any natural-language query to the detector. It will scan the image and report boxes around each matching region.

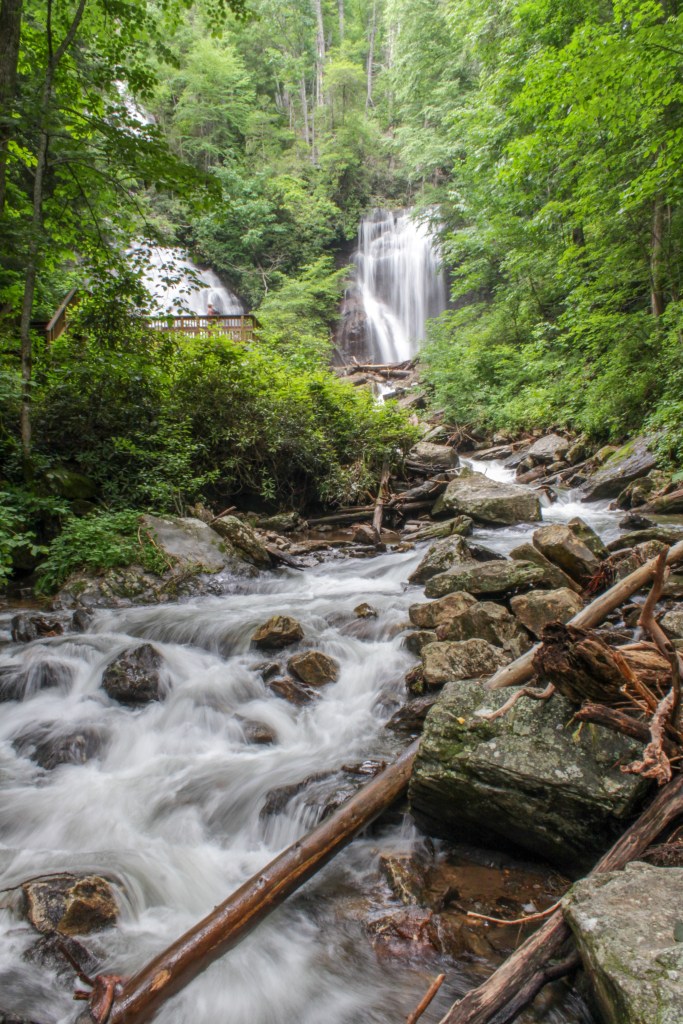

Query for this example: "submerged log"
[436,771,683,1024]
[83,741,419,1024]
[487,539,683,690]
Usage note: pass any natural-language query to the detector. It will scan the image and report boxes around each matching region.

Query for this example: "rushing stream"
[0,474,610,1024]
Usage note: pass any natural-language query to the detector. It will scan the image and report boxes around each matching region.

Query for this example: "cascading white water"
[339,210,448,364]
[137,245,244,316]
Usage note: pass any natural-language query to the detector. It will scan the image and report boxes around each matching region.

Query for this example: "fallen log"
[486,539,683,690]
[82,741,419,1024]
[436,770,683,1024]
[264,545,305,571]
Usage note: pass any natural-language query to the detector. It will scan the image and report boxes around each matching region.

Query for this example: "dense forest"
[1,0,683,588]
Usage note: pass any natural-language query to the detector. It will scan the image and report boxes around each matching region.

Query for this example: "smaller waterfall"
[137,245,244,316]
[337,209,448,364]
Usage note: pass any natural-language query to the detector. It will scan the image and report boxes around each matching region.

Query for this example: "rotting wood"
[486,539,683,690]
[372,459,391,543]
[435,771,683,1024]
[406,973,446,1024]
[81,741,419,1024]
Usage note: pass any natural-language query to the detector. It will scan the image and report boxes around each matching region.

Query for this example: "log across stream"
[0,474,620,1024]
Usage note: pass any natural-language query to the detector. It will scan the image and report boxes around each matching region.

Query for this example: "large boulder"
[509,542,582,593]
[287,650,339,686]
[101,643,164,705]
[142,515,259,575]
[22,874,118,935]
[252,615,304,650]
[406,441,459,473]
[424,560,548,599]
[524,433,570,464]
[661,607,683,640]
[421,640,509,687]
[580,436,658,502]
[432,471,542,525]
[563,862,683,1024]
[510,588,584,638]
[409,592,477,630]
[409,680,648,871]
[435,601,532,658]
[532,523,601,584]
[408,535,472,585]
[210,515,272,568]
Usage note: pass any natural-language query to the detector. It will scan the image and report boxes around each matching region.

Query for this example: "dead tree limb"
[436,771,683,1024]
[487,539,683,691]
[406,973,446,1024]
[82,741,419,1024]
[372,458,391,543]
[574,704,678,757]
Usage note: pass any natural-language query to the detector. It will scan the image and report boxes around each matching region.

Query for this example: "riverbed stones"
[409,592,477,630]
[563,862,683,1024]
[432,471,542,525]
[509,542,582,593]
[409,680,648,871]
[510,588,584,638]
[287,650,339,686]
[267,676,317,704]
[406,441,459,473]
[661,607,683,640]
[386,695,438,734]
[566,516,609,560]
[525,433,570,464]
[435,601,532,658]
[101,643,164,705]
[210,515,272,568]
[424,559,548,599]
[252,615,304,650]
[21,874,118,935]
[408,535,472,584]
[10,614,64,644]
[13,724,105,769]
[354,603,378,618]
[580,436,658,502]
[405,631,437,655]
[421,639,509,687]
[532,523,601,584]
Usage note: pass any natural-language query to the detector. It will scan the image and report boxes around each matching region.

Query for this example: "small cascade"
[337,209,448,364]
[138,245,244,316]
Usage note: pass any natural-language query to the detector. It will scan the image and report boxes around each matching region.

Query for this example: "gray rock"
[407,441,459,472]
[435,601,532,658]
[409,592,477,630]
[661,607,683,640]
[101,644,164,705]
[608,526,683,551]
[526,433,570,464]
[210,515,272,568]
[566,517,609,559]
[432,471,542,525]
[424,560,549,599]
[352,524,379,546]
[581,436,658,502]
[421,639,509,687]
[287,650,339,686]
[10,614,64,644]
[409,680,648,871]
[22,874,118,935]
[142,515,257,575]
[532,523,601,584]
[564,862,683,1023]
[257,511,302,533]
[510,588,584,638]
[404,631,438,655]
[252,615,304,650]
[408,535,472,585]
[386,695,438,734]
[509,542,583,593]
[13,725,105,769]
[410,516,474,542]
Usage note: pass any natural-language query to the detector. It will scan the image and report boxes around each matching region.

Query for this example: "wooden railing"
[149,314,258,341]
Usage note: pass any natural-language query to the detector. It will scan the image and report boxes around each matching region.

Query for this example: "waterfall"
[337,209,448,364]
[137,245,244,316]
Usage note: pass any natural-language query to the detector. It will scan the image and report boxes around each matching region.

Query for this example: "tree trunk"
[0,0,23,216]
[299,74,310,145]
[338,0,344,41]
[312,0,325,107]
[85,741,419,1024]
[366,0,377,108]
[651,195,665,318]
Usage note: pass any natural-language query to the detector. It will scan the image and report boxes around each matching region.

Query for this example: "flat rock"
[563,862,683,1024]
[424,560,548,599]
[409,592,477,629]
[408,535,472,584]
[580,436,658,502]
[532,523,601,584]
[287,650,339,686]
[142,514,258,576]
[409,680,648,871]
[210,515,272,568]
[421,639,509,687]
[435,601,532,658]
[22,874,118,935]
[252,615,304,650]
[257,512,302,533]
[101,643,164,705]
[432,471,542,525]
[509,542,582,593]
[406,441,459,472]
[510,588,584,638]
[525,433,570,464]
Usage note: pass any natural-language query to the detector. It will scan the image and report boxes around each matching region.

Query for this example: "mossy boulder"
[421,639,509,687]
[409,680,649,871]
[408,535,472,585]
[424,560,548,599]
[432,471,542,525]
[580,436,658,502]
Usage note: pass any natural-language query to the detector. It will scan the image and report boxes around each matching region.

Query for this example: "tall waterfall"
[138,245,244,316]
[336,209,448,364]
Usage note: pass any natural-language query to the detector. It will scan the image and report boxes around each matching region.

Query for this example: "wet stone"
[366,907,437,957]
[22,874,118,936]
[287,650,339,686]
[385,695,438,734]
[238,718,276,745]
[10,614,65,644]
[421,639,509,687]
[101,643,164,706]
[404,631,437,655]
[354,603,378,618]
[424,560,548,600]
[405,664,425,696]
[267,676,317,705]
[13,725,105,770]
[0,660,70,702]
[252,615,304,650]
[409,592,477,630]
[22,932,101,981]
[408,535,472,585]
[379,853,429,906]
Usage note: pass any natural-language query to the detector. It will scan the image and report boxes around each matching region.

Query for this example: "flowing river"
[0,472,607,1024]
